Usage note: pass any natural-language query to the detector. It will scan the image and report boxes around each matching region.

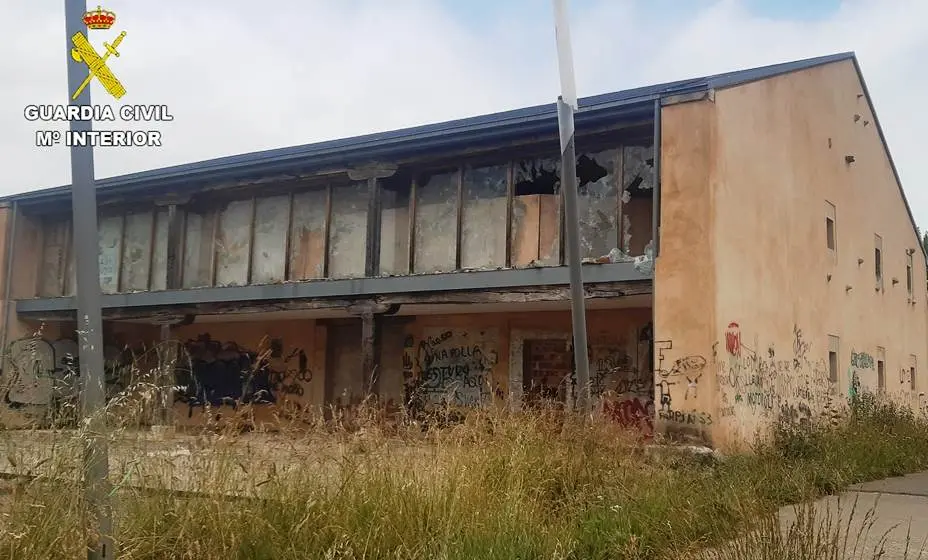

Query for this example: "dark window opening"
[826,217,836,250]
[911,366,917,391]
[907,263,914,296]
[875,247,882,281]
[828,351,838,382]
[878,360,885,391]
[575,154,609,193]
[514,158,560,196]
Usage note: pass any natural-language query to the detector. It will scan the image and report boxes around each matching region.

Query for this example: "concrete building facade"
[1,52,923,448]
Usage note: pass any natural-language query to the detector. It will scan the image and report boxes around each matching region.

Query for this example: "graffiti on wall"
[174,334,312,416]
[2,336,125,413]
[713,323,848,434]
[406,328,499,408]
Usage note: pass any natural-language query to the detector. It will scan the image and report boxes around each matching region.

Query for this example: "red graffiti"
[725,322,741,356]
[603,397,654,434]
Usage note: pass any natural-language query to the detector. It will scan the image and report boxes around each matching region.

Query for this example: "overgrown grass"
[0,391,927,559]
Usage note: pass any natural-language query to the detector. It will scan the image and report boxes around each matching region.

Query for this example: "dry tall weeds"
[0,337,926,558]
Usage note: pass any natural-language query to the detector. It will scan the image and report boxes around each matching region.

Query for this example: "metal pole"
[64,1,114,558]
[552,0,591,413]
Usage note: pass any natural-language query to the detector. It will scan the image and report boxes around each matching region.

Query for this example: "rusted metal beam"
[17,262,651,317]
[19,281,650,323]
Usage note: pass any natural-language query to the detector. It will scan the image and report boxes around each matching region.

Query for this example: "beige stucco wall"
[656,59,928,449]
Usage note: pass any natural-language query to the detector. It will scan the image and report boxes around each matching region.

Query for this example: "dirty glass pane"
[182,209,218,289]
[40,217,69,296]
[252,195,290,284]
[328,182,368,279]
[289,188,328,280]
[414,171,458,273]
[623,145,655,256]
[120,211,154,292]
[510,157,560,268]
[150,210,169,291]
[380,178,410,276]
[461,164,507,269]
[577,149,619,260]
[98,215,123,294]
[215,199,254,287]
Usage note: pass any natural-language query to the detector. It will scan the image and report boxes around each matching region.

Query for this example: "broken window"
[289,188,328,281]
[461,163,508,269]
[622,145,654,256]
[120,211,155,292]
[379,175,411,276]
[251,195,290,284]
[413,170,458,273]
[215,199,254,287]
[328,183,369,279]
[576,149,620,260]
[511,157,561,267]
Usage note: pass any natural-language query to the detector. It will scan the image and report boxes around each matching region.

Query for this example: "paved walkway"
[775,472,928,559]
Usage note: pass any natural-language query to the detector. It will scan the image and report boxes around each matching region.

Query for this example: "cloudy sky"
[4,1,927,224]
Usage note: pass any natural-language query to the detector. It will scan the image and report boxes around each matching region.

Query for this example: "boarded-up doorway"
[324,321,362,408]
[522,338,572,407]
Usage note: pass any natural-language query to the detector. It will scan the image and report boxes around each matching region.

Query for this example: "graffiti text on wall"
[174,334,311,417]
[408,328,498,408]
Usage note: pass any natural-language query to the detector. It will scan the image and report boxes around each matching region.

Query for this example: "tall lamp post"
[64,1,114,558]
[552,0,592,413]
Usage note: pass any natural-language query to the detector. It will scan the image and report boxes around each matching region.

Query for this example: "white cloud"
[3,0,927,225]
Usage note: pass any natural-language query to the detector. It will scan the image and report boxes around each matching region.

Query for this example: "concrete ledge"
[16,262,651,314]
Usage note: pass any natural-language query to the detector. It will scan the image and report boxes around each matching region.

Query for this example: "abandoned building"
[0,51,924,447]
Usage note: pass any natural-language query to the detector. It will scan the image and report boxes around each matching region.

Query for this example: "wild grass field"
[0,390,927,559]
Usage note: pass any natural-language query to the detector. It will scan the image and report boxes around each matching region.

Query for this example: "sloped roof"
[7,51,857,205]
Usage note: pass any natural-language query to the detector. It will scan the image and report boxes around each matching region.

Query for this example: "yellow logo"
[70,6,126,100]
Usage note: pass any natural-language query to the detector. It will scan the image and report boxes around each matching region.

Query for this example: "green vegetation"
[0,393,927,559]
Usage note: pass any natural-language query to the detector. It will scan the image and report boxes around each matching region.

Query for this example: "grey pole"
[552,0,591,414]
[557,98,591,413]
[64,1,114,558]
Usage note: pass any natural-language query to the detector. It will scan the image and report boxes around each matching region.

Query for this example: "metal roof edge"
[6,93,660,204]
[848,54,928,262]
[707,51,856,90]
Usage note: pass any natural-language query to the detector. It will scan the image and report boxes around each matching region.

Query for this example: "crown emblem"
[82,5,116,30]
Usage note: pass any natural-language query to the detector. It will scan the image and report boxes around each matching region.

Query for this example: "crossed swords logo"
[70,29,127,100]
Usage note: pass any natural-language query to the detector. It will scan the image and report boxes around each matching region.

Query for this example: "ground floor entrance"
[0,294,655,434]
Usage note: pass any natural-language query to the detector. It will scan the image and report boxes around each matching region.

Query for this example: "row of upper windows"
[827,337,917,392]
[825,200,915,300]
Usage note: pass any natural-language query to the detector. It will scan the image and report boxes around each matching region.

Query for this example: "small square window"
[828,335,840,383]
[825,201,837,253]
[826,218,836,250]
[911,354,917,391]
[874,234,883,290]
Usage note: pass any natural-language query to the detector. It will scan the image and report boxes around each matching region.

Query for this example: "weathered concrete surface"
[771,473,928,559]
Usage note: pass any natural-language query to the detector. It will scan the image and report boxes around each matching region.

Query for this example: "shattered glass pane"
[576,149,619,260]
